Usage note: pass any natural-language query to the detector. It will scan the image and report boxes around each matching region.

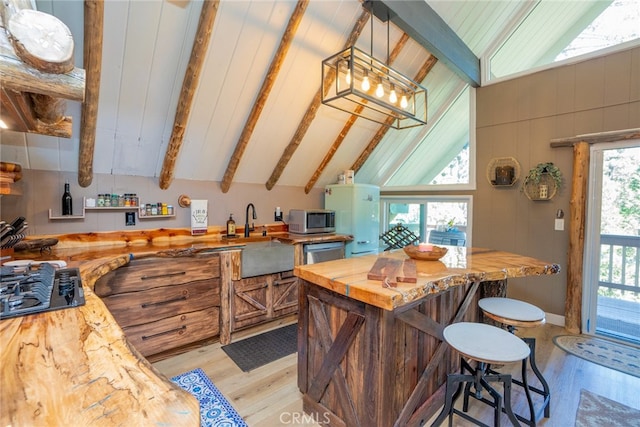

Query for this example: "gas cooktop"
[0,262,85,320]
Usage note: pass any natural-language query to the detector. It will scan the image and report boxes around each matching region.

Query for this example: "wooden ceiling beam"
[78,0,104,188]
[303,33,410,194]
[220,0,309,194]
[370,0,480,87]
[265,9,371,191]
[159,0,219,190]
[0,54,85,100]
[0,0,84,137]
[350,54,438,173]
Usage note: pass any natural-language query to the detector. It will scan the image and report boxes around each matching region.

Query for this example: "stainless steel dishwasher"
[303,241,345,264]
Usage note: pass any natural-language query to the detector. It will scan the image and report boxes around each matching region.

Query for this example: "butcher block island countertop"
[294,247,560,427]
[0,231,350,426]
[294,246,560,310]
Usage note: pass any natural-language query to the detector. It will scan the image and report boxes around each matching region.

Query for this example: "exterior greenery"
[597,146,640,303]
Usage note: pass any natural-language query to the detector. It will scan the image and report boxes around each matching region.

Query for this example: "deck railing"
[599,234,640,294]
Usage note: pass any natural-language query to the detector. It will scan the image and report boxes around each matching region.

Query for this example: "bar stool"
[431,322,530,427]
[478,297,551,426]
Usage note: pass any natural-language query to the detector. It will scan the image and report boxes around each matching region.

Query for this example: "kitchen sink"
[241,240,294,278]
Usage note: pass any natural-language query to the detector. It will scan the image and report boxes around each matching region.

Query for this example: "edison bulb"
[400,95,408,109]
[389,87,398,104]
[376,82,384,98]
[345,69,351,85]
[362,75,370,91]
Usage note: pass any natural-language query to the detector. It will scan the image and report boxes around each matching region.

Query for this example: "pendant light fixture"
[321,1,427,129]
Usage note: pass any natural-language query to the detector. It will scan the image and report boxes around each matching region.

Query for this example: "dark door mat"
[222,324,298,372]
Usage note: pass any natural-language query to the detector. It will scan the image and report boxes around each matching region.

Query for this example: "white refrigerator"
[324,183,380,257]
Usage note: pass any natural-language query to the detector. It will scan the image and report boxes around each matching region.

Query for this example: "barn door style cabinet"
[227,271,298,338]
[94,254,221,359]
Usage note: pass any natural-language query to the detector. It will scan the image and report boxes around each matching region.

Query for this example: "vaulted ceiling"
[0,0,617,193]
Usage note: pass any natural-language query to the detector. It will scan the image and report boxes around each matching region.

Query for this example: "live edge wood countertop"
[295,248,560,426]
[294,246,561,311]
[0,231,351,426]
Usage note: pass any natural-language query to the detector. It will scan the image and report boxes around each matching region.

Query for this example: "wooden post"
[565,141,589,333]
[78,0,104,188]
[159,1,219,190]
[0,0,84,137]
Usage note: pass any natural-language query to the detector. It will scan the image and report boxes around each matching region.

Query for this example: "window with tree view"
[381,196,471,248]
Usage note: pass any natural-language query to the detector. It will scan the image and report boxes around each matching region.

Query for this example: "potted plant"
[522,162,563,197]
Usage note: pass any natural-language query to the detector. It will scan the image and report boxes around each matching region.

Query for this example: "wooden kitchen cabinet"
[229,270,298,334]
[95,254,221,358]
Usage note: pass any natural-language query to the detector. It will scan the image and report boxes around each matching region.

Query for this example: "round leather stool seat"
[443,322,530,364]
[431,322,531,426]
[479,297,545,326]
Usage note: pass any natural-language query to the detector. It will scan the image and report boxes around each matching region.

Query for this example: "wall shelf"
[49,197,142,220]
[138,214,176,219]
[86,206,137,211]
[486,157,521,187]
[48,210,85,220]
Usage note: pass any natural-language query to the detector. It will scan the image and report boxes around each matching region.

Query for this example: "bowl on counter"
[403,244,448,261]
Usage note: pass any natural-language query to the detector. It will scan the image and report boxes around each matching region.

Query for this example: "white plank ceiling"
[0,0,622,192]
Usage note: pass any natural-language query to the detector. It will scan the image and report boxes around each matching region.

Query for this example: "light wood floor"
[153,320,640,426]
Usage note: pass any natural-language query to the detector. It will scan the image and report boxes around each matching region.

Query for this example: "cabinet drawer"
[123,307,219,357]
[102,280,220,328]
[95,255,220,296]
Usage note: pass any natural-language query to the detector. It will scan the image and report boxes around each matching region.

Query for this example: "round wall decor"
[523,173,558,200]
[486,157,521,187]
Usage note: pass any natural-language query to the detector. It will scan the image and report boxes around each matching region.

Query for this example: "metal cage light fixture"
[321,6,427,129]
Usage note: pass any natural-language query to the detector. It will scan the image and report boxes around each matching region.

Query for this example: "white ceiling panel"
[6,0,631,193]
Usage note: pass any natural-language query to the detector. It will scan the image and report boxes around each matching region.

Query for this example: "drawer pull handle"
[141,295,187,308]
[141,325,187,341]
[140,271,186,280]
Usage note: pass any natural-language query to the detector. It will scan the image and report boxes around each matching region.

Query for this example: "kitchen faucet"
[245,203,257,237]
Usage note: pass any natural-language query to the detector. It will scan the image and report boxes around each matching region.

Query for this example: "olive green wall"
[475,44,640,318]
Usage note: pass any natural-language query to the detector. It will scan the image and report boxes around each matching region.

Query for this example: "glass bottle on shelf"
[62,182,73,215]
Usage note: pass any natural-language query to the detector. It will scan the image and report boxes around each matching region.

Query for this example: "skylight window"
[488,0,640,81]
[556,0,640,61]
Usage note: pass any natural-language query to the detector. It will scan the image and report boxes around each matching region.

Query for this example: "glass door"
[583,141,640,344]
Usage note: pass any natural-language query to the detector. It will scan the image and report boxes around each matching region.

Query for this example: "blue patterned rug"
[171,368,247,427]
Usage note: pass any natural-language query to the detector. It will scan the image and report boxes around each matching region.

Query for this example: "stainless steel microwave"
[288,209,336,234]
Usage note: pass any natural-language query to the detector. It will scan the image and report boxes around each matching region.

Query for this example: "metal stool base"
[431,359,521,427]
[488,335,551,426]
